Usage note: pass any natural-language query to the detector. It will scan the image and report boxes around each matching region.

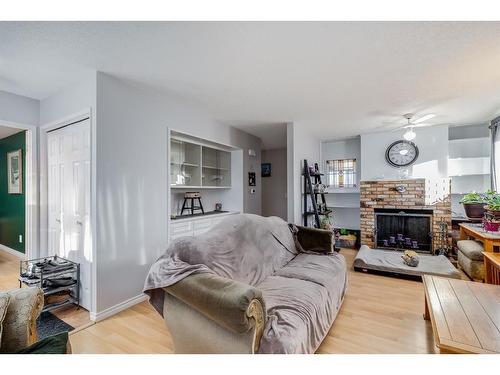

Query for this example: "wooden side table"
[483,252,500,285]
[459,223,500,252]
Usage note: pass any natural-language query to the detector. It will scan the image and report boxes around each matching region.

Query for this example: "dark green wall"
[0,131,26,253]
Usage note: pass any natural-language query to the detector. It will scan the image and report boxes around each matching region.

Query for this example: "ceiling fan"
[386,113,436,141]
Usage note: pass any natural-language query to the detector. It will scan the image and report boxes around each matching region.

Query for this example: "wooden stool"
[181,192,204,215]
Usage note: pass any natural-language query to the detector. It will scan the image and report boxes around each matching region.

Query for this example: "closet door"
[47,132,64,259]
[47,119,91,310]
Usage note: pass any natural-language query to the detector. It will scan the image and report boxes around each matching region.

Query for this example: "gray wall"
[0,90,39,125]
[449,124,489,140]
[321,137,361,186]
[39,73,97,125]
[360,125,449,181]
[261,148,287,220]
[95,73,262,312]
[287,122,321,224]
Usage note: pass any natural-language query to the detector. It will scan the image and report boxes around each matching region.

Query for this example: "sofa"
[144,214,348,354]
[0,287,71,354]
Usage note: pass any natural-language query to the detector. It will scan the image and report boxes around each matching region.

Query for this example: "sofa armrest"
[296,225,335,254]
[1,287,44,353]
[164,273,265,337]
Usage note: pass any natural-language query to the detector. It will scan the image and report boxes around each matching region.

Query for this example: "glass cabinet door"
[170,138,201,187]
[201,146,231,187]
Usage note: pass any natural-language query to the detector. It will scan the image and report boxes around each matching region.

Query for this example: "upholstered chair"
[0,287,44,353]
[457,240,485,281]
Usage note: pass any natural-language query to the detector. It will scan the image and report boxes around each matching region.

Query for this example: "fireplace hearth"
[374,208,433,253]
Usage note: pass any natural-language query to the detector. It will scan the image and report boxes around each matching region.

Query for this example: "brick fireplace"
[360,178,451,252]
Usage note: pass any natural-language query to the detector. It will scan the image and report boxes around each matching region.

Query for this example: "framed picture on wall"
[261,163,271,177]
[7,149,22,194]
[248,172,256,186]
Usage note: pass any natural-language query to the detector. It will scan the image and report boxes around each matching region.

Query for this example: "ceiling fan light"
[403,128,416,141]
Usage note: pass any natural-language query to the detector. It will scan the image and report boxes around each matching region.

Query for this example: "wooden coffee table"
[423,275,500,353]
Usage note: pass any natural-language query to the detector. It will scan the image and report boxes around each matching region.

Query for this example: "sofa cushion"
[457,240,484,261]
[256,252,347,353]
[0,293,10,349]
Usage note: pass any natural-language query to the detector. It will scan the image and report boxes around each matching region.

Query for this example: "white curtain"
[491,115,500,191]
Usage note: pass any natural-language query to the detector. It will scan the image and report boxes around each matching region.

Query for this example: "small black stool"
[181,192,204,215]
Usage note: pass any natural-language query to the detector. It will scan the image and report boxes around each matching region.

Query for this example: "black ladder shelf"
[303,159,332,228]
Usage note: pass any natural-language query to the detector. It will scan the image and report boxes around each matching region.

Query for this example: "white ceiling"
[2,22,500,145]
[0,125,23,139]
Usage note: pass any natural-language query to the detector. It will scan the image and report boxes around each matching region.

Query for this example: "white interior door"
[47,119,91,310]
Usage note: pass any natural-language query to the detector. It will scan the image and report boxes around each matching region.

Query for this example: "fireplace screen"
[374,209,433,252]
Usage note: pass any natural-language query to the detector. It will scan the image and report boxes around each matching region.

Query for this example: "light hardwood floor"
[1,247,443,353]
[0,249,91,329]
[70,248,439,354]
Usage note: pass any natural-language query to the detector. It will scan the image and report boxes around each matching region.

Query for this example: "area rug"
[353,245,461,279]
[36,311,74,340]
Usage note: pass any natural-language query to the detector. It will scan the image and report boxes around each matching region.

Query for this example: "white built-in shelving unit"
[170,135,232,189]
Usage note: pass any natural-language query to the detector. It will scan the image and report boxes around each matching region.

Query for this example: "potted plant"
[479,190,500,231]
[460,192,486,221]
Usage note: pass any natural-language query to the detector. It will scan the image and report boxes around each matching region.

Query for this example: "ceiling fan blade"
[413,114,436,124]
[403,123,431,129]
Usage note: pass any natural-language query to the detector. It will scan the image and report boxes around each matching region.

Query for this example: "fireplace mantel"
[359,178,451,251]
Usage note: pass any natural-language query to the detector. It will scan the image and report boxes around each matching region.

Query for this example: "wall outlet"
[19,235,23,243]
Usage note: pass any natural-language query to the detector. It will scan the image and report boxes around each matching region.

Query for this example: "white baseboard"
[89,293,149,322]
[0,244,27,260]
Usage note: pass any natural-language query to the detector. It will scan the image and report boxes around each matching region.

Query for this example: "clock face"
[385,140,419,167]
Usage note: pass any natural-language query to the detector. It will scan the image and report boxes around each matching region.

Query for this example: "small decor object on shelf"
[7,149,23,194]
[215,202,222,211]
[320,216,334,231]
[248,172,256,186]
[19,255,80,312]
[395,184,407,193]
[181,191,204,215]
[433,219,451,256]
[261,163,271,177]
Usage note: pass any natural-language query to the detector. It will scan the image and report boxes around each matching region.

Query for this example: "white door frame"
[0,119,37,261]
[40,108,97,317]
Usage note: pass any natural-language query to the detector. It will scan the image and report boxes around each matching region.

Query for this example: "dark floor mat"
[36,311,74,340]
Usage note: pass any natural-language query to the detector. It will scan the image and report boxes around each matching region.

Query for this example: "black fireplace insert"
[374,208,433,253]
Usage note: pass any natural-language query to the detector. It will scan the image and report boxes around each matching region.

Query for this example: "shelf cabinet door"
[201,146,231,187]
[170,138,201,187]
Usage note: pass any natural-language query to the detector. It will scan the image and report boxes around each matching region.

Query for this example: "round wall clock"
[385,140,419,168]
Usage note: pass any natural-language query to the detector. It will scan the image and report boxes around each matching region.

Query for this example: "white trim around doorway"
[40,108,97,318]
[0,119,37,261]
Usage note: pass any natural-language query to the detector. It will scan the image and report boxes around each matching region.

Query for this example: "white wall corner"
[89,293,149,322]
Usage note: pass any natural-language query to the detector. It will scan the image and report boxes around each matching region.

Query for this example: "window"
[325,159,357,188]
